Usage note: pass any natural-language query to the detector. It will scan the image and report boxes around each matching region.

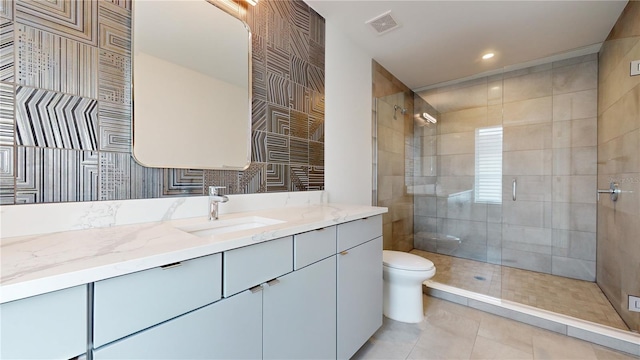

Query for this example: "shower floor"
[410,249,630,331]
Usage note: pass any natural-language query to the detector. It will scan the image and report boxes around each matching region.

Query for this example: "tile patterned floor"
[410,250,630,331]
[353,296,639,360]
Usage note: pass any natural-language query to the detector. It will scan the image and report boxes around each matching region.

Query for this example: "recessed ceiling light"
[482,53,495,60]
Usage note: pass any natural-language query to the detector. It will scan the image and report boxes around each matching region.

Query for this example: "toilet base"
[383,281,424,323]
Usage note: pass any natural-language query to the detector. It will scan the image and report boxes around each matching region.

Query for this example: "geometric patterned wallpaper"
[0,0,324,205]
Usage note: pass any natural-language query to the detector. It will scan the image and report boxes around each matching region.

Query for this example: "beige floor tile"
[406,297,481,359]
[470,335,534,360]
[423,304,481,341]
[371,316,423,346]
[476,311,536,354]
[352,317,421,360]
[423,295,484,323]
[356,295,637,360]
[532,331,599,360]
[408,326,476,360]
[592,344,640,360]
[351,339,415,360]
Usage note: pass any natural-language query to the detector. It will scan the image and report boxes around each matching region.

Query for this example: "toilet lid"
[383,250,435,271]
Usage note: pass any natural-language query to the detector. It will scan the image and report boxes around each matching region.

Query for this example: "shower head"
[393,105,407,120]
[394,105,407,114]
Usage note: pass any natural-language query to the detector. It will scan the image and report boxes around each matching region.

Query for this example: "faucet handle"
[208,186,226,196]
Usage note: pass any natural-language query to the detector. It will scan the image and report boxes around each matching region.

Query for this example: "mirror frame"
[131,0,253,170]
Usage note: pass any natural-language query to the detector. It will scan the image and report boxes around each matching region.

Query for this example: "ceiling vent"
[365,11,400,36]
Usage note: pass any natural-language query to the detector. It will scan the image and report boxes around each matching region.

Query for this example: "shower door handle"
[512,179,517,201]
[597,182,620,202]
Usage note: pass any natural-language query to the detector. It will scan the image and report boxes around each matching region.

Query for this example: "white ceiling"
[304,0,628,90]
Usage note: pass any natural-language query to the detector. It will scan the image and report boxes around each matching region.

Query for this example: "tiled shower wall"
[373,61,414,252]
[597,0,640,332]
[416,54,598,281]
[0,0,325,205]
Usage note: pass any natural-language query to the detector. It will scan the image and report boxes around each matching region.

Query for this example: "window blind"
[474,126,503,204]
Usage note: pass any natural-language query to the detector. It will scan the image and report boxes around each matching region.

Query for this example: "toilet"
[382,250,436,323]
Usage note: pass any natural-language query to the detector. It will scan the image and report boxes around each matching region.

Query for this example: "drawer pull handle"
[160,262,182,270]
[250,285,263,293]
[266,279,280,287]
[340,251,349,256]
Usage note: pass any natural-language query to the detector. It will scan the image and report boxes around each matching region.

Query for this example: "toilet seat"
[383,250,434,271]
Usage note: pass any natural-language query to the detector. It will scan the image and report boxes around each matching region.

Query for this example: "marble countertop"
[1,203,386,304]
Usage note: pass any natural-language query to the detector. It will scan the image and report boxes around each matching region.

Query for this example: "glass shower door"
[373,92,414,252]
[413,80,503,266]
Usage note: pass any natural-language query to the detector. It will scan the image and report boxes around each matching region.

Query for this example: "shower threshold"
[422,281,639,357]
[411,249,640,356]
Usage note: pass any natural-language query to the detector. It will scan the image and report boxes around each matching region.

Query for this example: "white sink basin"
[177,216,284,237]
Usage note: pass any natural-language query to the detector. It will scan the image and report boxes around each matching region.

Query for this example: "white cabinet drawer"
[223,236,293,297]
[93,289,262,360]
[94,253,222,348]
[294,226,336,270]
[337,215,383,252]
[0,285,87,360]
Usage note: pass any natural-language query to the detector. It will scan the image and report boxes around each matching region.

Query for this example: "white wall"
[323,18,373,206]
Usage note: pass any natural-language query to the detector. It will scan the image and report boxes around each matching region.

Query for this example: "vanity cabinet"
[223,236,293,297]
[293,226,337,269]
[93,253,222,348]
[94,237,295,359]
[93,288,262,359]
[93,226,346,360]
[337,216,383,359]
[263,227,338,359]
[0,285,87,360]
[1,212,383,360]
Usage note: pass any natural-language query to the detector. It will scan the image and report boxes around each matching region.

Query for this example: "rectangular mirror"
[132,0,252,170]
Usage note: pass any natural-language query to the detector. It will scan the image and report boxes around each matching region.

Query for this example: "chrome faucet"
[208,186,229,221]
